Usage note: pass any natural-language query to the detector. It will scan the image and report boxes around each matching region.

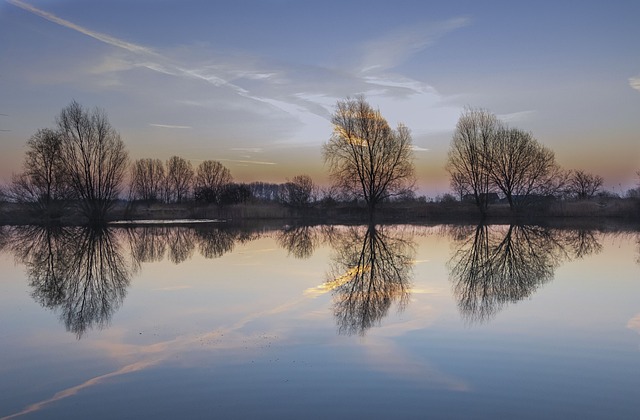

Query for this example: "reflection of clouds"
[359,305,469,391]
[1,359,159,420]
[3,224,456,418]
[362,339,469,391]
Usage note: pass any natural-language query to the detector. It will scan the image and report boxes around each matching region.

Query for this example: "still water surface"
[1,223,639,419]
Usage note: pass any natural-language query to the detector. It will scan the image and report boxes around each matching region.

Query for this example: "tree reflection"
[276,225,320,259]
[166,227,196,264]
[10,225,130,338]
[563,229,603,259]
[194,226,241,259]
[124,224,258,267]
[328,224,415,336]
[448,224,602,323]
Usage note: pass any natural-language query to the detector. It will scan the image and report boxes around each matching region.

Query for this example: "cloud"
[411,145,430,152]
[8,0,250,97]
[8,0,156,56]
[231,147,264,153]
[8,0,464,146]
[497,110,537,123]
[630,76,640,92]
[359,17,470,74]
[149,124,192,129]
[627,313,640,333]
[217,158,277,166]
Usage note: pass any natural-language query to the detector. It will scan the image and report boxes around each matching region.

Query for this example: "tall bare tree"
[193,160,232,203]
[323,96,415,214]
[567,170,604,199]
[490,127,564,209]
[57,101,129,223]
[129,158,165,202]
[446,107,500,214]
[165,156,194,203]
[10,128,73,217]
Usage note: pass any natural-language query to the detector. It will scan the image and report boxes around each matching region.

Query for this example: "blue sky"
[1,0,639,196]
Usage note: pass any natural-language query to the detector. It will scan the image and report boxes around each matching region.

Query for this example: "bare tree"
[323,96,415,214]
[9,128,73,217]
[193,160,232,203]
[129,158,165,202]
[165,156,194,203]
[279,174,316,208]
[57,101,129,223]
[567,170,604,199]
[490,127,564,209]
[446,107,500,214]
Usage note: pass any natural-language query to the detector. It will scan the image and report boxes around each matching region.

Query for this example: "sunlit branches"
[323,96,415,214]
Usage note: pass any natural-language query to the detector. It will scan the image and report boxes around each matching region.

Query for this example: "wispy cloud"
[497,110,537,123]
[231,147,263,153]
[8,0,157,55]
[217,158,277,166]
[630,76,640,92]
[627,313,640,333]
[8,0,251,97]
[359,17,470,74]
[149,123,192,129]
[411,145,430,152]
[8,0,465,144]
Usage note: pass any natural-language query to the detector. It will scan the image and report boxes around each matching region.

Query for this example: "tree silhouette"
[57,101,129,223]
[129,158,165,202]
[9,128,73,218]
[323,96,415,215]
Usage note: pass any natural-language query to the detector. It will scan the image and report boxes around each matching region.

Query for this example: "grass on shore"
[0,197,638,226]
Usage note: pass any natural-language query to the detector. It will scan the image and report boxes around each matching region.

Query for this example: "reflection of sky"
[1,229,640,418]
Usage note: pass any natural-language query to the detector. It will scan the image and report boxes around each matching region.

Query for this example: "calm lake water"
[1,222,639,419]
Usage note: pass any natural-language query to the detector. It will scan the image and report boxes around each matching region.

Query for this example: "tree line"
[4,98,638,224]
[129,156,317,210]
[6,101,317,223]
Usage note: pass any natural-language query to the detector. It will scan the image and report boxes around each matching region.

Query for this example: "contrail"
[6,0,252,97]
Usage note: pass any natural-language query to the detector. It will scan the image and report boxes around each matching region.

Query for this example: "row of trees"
[129,156,236,204]
[7,101,320,223]
[446,107,609,214]
[5,98,635,224]
[129,157,316,208]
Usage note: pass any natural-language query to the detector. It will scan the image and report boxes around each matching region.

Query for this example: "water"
[1,223,639,419]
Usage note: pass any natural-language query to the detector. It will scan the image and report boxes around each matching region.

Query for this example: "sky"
[1,0,639,197]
